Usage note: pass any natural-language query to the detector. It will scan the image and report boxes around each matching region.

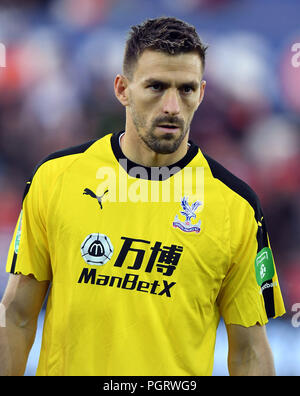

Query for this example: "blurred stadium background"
[0,0,299,376]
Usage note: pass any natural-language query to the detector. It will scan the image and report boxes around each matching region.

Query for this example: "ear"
[198,80,206,105]
[114,74,130,106]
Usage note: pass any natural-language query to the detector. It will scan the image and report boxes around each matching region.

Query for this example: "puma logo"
[83,188,108,210]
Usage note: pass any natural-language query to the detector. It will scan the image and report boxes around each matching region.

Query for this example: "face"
[117,50,205,155]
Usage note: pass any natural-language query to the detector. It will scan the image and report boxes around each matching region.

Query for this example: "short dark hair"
[123,17,208,79]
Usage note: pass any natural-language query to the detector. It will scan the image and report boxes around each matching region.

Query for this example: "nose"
[162,89,180,115]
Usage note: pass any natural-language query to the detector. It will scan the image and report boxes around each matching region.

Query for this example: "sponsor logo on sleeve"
[14,210,23,254]
[255,247,275,286]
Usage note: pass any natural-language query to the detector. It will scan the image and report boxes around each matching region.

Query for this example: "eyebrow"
[143,78,200,90]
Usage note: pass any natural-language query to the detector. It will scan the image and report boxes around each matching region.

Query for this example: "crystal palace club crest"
[172,196,202,234]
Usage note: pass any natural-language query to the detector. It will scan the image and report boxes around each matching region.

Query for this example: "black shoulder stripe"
[204,154,275,317]
[23,139,97,202]
[203,153,268,248]
[22,181,32,202]
[203,153,261,221]
[32,139,98,175]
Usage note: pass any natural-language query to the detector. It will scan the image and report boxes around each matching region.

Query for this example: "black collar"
[110,131,199,181]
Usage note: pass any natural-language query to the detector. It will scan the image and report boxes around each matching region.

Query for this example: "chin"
[139,127,187,155]
[149,139,182,155]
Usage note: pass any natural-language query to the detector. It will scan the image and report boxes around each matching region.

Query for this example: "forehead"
[132,49,203,83]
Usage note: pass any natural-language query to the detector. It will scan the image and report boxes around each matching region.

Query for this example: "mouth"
[156,124,180,133]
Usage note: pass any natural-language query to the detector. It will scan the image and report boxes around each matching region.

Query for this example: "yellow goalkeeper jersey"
[6,131,285,376]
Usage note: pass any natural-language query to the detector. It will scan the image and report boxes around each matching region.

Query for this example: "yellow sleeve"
[217,195,285,327]
[6,166,52,281]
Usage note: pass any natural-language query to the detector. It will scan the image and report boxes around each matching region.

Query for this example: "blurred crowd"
[0,0,299,317]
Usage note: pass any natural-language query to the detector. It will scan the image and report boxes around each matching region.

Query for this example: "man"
[0,17,285,376]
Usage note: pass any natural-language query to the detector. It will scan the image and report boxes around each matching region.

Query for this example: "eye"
[181,85,194,94]
[149,83,163,92]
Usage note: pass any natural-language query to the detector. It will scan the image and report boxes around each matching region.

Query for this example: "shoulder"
[33,139,98,175]
[203,153,262,222]
[23,139,98,202]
